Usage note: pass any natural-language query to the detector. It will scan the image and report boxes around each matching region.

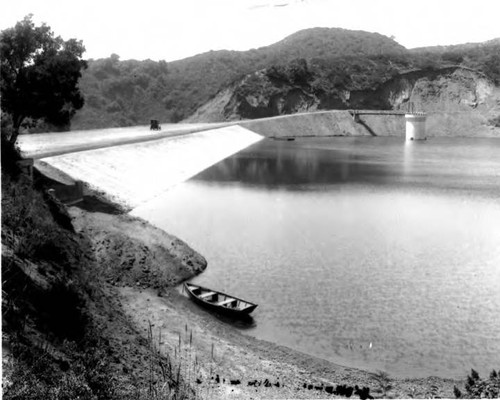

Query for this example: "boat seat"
[217,299,237,307]
[198,291,217,299]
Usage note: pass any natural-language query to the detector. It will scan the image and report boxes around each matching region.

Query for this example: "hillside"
[411,37,500,53]
[66,29,500,133]
[185,38,500,136]
[71,28,406,130]
[1,148,208,398]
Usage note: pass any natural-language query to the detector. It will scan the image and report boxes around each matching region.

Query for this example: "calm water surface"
[133,137,500,379]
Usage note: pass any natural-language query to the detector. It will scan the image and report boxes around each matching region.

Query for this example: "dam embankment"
[31,125,263,209]
[21,110,410,210]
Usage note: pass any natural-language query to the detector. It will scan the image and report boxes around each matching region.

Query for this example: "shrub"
[3,340,117,400]
[35,281,89,340]
[457,369,500,398]
[1,173,83,268]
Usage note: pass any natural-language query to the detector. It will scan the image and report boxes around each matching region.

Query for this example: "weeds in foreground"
[406,385,421,398]
[454,369,500,399]
[424,383,440,399]
[144,321,203,400]
[370,370,393,398]
[372,370,441,399]
[3,314,206,400]
[3,338,118,400]
[143,321,228,400]
[2,174,64,262]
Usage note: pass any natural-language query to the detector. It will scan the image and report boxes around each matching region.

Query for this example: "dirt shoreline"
[64,184,462,399]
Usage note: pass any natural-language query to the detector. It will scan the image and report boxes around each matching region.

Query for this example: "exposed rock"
[187,67,500,138]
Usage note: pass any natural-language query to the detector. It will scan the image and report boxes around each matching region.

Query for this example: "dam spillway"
[37,125,263,208]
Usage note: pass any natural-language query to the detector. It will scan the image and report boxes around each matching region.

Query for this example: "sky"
[1,0,500,62]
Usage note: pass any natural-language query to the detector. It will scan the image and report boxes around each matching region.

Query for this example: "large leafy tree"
[0,15,87,144]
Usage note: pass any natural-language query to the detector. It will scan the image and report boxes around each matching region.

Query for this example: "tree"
[287,58,310,85]
[0,15,87,144]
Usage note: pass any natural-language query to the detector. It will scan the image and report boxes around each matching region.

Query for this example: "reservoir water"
[132,137,500,379]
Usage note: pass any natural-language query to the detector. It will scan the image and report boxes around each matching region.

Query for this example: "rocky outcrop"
[187,67,500,137]
[381,68,500,137]
[346,67,495,111]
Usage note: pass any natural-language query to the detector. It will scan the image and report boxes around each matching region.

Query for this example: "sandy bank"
[66,196,461,399]
[118,286,459,399]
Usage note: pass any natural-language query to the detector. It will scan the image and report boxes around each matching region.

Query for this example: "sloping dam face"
[39,125,263,209]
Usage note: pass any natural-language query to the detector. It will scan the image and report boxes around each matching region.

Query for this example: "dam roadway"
[18,122,235,159]
[18,110,409,160]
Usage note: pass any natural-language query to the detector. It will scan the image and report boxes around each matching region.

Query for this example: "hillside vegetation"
[1,131,206,398]
[71,28,407,129]
[68,28,499,130]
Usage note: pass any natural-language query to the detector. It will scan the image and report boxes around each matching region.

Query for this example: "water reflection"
[193,137,500,196]
[193,139,397,188]
[403,140,415,178]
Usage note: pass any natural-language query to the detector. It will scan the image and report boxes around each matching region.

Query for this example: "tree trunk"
[9,115,24,145]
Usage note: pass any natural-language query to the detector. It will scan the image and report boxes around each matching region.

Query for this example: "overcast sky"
[1,0,499,62]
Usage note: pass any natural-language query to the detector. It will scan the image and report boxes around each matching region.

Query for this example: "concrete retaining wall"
[239,110,406,138]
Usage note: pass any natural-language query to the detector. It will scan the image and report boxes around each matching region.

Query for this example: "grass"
[3,337,119,400]
[137,322,200,399]
[1,172,86,268]
[141,320,233,400]
[1,161,201,400]
[3,305,205,400]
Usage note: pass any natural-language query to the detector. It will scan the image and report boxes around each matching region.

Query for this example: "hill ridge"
[68,28,499,131]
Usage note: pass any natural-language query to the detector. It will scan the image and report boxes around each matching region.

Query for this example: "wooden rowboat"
[184,282,258,316]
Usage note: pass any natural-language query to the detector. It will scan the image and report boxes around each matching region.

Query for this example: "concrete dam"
[20,110,417,209]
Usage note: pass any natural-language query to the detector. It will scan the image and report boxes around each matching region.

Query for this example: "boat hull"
[184,283,258,317]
